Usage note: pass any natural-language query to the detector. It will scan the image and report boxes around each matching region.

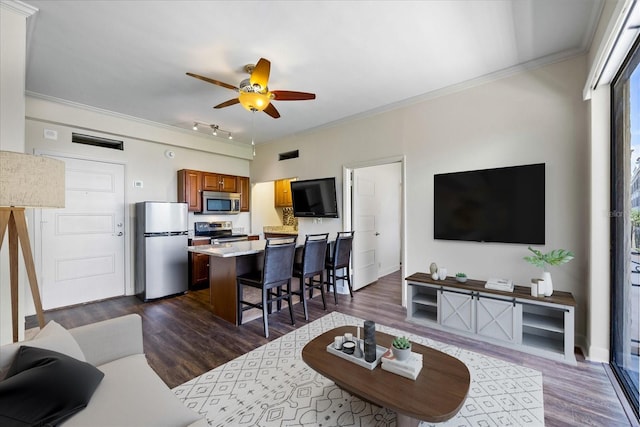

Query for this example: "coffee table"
[302,326,470,427]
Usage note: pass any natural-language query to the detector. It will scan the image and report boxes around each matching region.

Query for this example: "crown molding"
[0,0,38,17]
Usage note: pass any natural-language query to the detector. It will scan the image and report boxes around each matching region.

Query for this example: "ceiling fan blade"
[186,72,238,91]
[264,103,281,119]
[213,98,240,109]
[271,90,316,101]
[250,58,271,90]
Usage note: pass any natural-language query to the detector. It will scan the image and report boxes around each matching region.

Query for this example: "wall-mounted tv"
[433,163,545,244]
[291,177,339,218]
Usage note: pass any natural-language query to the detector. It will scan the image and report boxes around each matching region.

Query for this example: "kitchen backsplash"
[282,207,298,228]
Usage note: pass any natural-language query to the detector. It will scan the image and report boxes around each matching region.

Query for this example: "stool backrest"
[262,237,296,286]
[301,233,329,276]
[332,231,354,269]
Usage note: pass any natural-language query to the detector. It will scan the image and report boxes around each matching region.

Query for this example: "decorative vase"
[431,272,439,280]
[542,271,553,296]
[429,262,438,275]
[438,268,447,280]
[392,344,411,361]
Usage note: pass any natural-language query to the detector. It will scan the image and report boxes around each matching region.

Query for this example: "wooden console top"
[406,272,576,307]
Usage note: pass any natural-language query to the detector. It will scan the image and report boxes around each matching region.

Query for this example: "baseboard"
[587,343,610,363]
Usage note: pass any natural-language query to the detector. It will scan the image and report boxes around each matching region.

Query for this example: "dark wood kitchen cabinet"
[238,176,250,212]
[179,169,249,212]
[202,173,238,193]
[178,169,202,212]
[188,238,210,289]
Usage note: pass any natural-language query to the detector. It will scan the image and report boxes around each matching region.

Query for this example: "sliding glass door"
[611,37,640,421]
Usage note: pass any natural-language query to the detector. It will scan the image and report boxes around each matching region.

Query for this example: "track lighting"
[191,121,250,153]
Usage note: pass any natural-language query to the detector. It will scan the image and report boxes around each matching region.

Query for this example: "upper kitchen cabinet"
[202,173,238,193]
[238,176,250,212]
[178,169,250,213]
[178,169,202,212]
[274,178,295,207]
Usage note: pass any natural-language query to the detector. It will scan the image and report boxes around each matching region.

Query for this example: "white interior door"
[352,168,378,290]
[39,156,126,309]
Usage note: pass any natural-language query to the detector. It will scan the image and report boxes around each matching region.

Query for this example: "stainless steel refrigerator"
[135,201,189,301]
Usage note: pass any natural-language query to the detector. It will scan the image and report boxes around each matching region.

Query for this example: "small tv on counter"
[433,163,545,244]
[291,177,339,218]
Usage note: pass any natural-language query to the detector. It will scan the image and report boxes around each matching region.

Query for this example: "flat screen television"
[433,163,545,244]
[291,177,339,218]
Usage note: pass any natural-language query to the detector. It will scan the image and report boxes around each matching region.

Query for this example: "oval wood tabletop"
[302,325,471,423]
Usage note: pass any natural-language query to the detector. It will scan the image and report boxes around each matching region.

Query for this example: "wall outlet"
[133,180,143,188]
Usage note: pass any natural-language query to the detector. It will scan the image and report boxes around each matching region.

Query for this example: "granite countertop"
[188,240,267,258]
[188,235,310,258]
[263,225,298,235]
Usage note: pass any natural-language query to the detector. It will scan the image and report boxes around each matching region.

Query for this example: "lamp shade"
[238,91,271,112]
[0,151,65,208]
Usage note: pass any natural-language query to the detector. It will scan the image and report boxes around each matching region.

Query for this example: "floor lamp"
[0,151,65,342]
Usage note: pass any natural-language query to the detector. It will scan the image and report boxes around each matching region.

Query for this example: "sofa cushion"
[62,354,203,427]
[0,346,104,427]
[1,321,86,379]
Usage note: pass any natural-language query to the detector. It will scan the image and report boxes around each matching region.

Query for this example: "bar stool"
[292,233,329,321]
[236,237,296,338]
[325,231,355,304]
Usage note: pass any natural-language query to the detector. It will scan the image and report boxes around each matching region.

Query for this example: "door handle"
[375,232,380,236]
[117,232,123,236]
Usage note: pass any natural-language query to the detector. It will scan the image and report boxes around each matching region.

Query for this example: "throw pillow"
[0,320,86,382]
[0,346,104,427]
[31,320,86,362]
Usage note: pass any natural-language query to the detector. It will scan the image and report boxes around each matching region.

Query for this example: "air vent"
[72,133,124,150]
[279,150,299,161]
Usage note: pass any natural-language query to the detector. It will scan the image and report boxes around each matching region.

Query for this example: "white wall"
[23,96,252,315]
[0,1,38,344]
[252,55,590,345]
[250,181,282,238]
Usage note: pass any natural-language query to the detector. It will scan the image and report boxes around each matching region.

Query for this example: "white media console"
[406,272,576,364]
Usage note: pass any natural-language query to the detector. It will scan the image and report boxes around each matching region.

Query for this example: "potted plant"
[391,336,412,361]
[523,247,574,296]
[455,272,467,283]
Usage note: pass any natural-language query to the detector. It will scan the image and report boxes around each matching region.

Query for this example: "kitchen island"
[188,240,303,325]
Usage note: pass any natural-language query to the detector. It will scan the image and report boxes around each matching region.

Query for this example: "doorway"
[344,157,405,301]
[34,154,126,310]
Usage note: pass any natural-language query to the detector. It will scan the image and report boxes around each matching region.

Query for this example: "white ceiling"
[23,0,603,145]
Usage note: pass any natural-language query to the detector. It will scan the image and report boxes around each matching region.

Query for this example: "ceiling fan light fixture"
[239,91,271,112]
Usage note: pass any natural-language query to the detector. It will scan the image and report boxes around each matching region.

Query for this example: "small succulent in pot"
[392,336,411,350]
[391,336,412,361]
[455,272,467,283]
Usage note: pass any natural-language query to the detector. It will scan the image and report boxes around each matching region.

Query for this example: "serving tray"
[326,342,387,370]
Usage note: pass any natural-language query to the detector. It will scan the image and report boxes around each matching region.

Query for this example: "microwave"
[201,191,241,214]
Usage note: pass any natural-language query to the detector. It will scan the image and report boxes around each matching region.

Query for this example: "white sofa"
[0,314,206,427]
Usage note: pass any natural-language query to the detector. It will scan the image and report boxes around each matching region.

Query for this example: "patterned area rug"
[173,312,544,426]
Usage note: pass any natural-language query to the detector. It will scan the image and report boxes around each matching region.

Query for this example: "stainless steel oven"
[194,221,248,242]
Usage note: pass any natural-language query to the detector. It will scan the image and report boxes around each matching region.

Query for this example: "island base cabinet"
[406,273,576,365]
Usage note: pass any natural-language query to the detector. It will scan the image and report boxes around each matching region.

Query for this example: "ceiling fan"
[186,58,316,119]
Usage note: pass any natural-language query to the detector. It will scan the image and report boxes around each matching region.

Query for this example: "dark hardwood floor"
[27,271,636,426]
